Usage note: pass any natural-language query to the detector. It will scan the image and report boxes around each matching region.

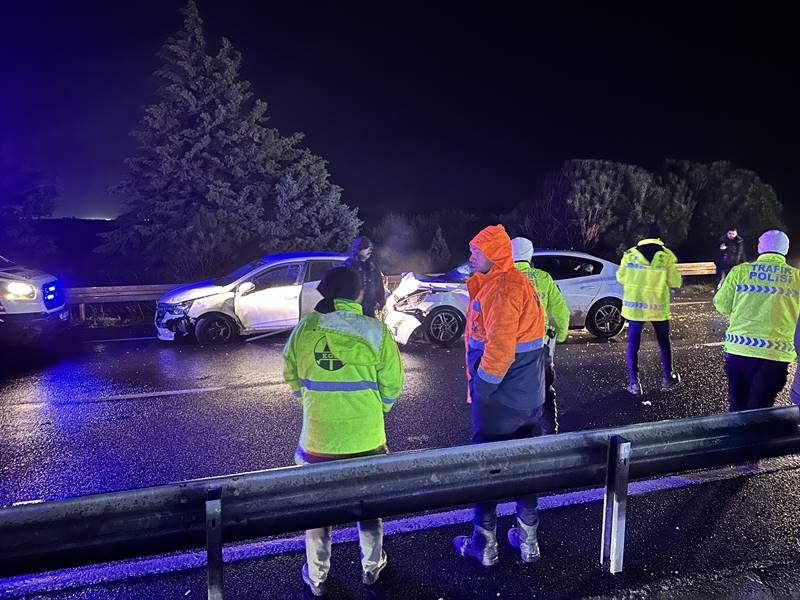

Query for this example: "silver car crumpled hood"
[159,280,229,304]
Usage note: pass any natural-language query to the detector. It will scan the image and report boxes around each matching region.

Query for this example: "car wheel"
[424,307,465,347]
[586,298,624,339]
[195,315,239,346]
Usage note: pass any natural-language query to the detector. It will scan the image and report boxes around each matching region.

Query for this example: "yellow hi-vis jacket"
[514,261,570,342]
[283,299,404,456]
[617,238,682,322]
[713,253,800,362]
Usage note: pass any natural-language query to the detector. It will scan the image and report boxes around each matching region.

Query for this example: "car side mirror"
[237,281,256,296]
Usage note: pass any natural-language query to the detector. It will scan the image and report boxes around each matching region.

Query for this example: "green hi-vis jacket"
[616,239,682,322]
[283,299,404,455]
[514,261,570,342]
[713,253,800,362]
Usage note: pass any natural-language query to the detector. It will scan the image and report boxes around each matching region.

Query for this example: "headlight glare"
[6,281,35,299]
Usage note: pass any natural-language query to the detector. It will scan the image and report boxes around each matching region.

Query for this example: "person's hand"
[720,243,727,250]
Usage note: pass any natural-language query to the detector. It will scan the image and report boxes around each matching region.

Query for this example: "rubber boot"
[507,517,540,563]
[453,525,499,566]
[626,380,643,395]
[661,372,681,392]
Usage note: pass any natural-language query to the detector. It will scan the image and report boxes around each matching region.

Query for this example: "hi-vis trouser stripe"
[735,284,800,297]
[724,334,794,352]
[624,300,664,311]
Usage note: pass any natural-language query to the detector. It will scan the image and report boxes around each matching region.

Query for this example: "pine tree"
[102,1,359,280]
[269,152,361,252]
[427,225,451,272]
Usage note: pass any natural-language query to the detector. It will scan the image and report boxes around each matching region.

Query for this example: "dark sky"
[1,2,797,228]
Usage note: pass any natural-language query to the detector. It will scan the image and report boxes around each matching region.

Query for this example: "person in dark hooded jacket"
[343,236,386,318]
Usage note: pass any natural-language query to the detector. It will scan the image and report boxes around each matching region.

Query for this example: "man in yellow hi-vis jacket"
[283,267,404,596]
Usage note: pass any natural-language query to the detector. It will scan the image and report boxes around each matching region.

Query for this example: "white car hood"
[0,263,51,282]
[160,280,230,304]
[393,272,463,299]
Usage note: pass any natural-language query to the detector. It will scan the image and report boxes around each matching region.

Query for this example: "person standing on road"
[511,237,569,434]
[714,230,800,412]
[343,236,387,318]
[617,226,682,395]
[454,224,547,566]
[717,228,746,289]
[283,266,404,596]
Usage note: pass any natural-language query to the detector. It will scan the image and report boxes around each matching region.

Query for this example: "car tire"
[424,307,466,347]
[195,314,239,346]
[586,298,624,339]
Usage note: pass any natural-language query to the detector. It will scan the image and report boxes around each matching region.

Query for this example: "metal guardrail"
[65,284,178,304]
[63,263,716,309]
[1,407,798,597]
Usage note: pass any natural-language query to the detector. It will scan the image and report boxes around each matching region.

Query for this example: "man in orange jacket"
[453,224,547,566]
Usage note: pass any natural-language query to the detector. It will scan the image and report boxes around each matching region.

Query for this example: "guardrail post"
[206,488,224,600]
[600,435,630,574]
[78,303,86,321]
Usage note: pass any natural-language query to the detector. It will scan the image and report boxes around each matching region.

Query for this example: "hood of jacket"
[469,225,514,273]
[632,238,675,267]
[318,309,383,367]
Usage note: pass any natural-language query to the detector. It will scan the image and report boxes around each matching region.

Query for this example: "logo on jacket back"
[314,338,344,371]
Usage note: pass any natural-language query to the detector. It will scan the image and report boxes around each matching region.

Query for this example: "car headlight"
[394,291,429,312]
[165,300,193,315]
[5,281,36,300]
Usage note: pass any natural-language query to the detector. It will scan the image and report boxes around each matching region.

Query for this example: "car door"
[234,263,303,331]
[300,260,345,315]
[534,255,603,325]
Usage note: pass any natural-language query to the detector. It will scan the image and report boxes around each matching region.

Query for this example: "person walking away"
[713,230,800,412]
[453,224,547,566]
[717,228,746,289]
[344,236,386,318]
[617,227,682,395]
[283,267,404,596]
[511,237,569,434]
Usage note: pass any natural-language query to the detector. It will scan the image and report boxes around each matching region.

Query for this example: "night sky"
[2,2,797,230]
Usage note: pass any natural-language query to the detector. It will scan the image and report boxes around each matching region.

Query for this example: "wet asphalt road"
[4,287,800,598]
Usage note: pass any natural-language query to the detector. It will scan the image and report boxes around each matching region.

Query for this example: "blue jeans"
[626,320,673,383]
[471,407,542,531]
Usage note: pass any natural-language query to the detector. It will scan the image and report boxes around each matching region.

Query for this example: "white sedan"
[385,250,625,346]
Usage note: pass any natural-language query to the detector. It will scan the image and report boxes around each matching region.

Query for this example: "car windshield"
[212,259,267,286]
[442,261,473,282]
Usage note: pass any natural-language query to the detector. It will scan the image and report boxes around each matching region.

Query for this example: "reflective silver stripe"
[299,379,379,392]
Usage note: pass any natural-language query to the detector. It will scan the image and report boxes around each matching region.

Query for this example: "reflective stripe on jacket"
[514,261,570,342]
[616,238,681,322]
[283,299,404,455]
[713,253,800,362]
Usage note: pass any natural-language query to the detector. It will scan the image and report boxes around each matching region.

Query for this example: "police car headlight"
[5,281,35,299]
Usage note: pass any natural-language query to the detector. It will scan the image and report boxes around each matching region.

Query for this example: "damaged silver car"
[156,252,347,345]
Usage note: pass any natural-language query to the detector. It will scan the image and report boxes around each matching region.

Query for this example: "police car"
[385,250,625,347]
[0,254,69,345]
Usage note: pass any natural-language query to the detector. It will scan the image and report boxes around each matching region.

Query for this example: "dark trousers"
[627,320,673,383]
[542,336,558,434]
[471,407,542,531]
[725,353,789,412]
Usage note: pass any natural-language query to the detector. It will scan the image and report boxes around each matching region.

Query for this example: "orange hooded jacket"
[466,225,545,386]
